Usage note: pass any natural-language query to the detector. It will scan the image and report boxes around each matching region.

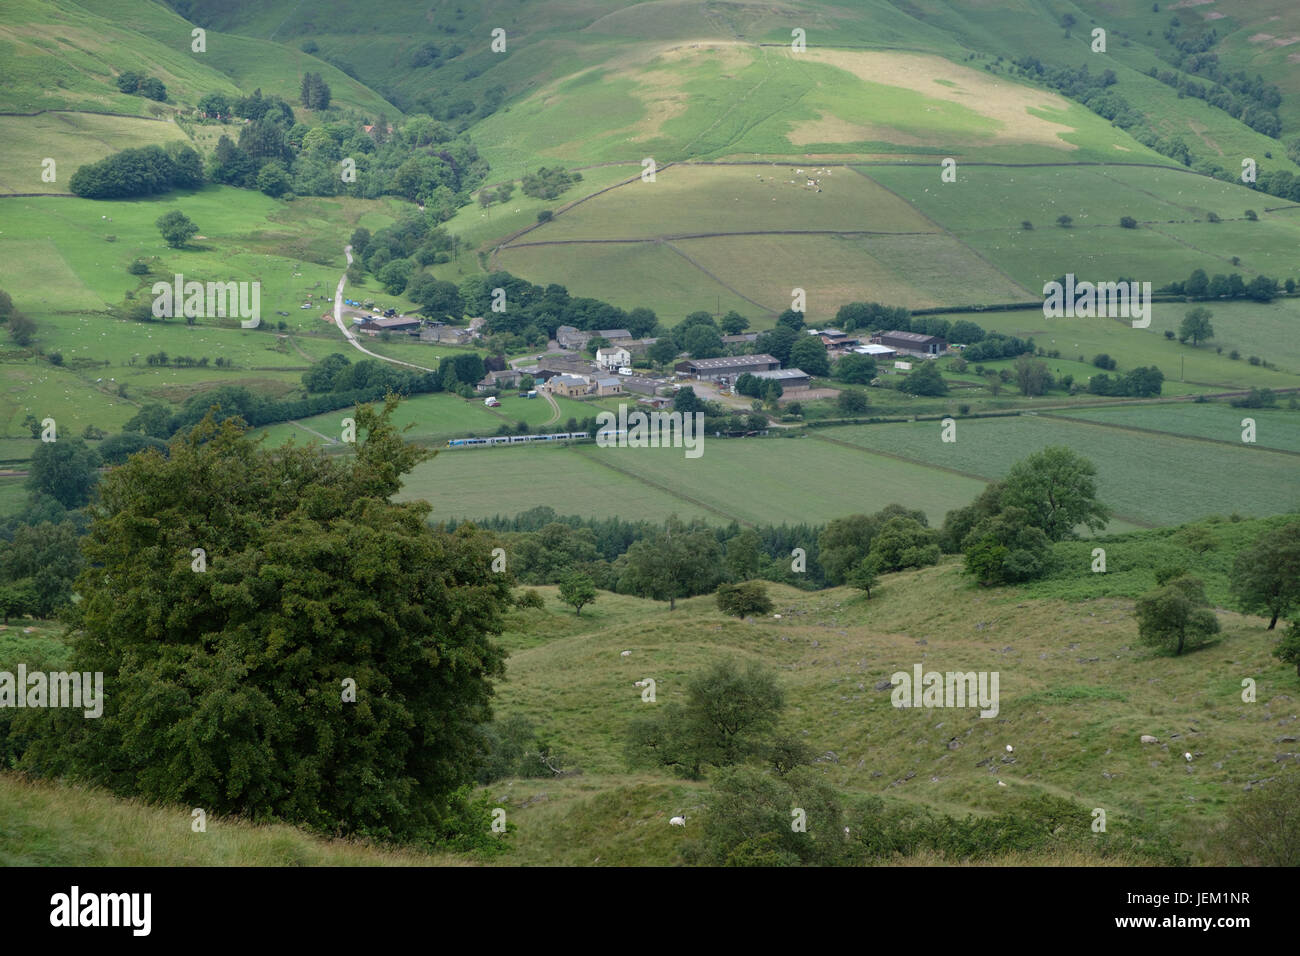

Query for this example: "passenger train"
[447,431,597,448]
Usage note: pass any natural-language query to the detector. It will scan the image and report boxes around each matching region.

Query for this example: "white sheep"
[634,680,649,688]
[1184,752,1193,762]
[1005,745,1014,752]
[669,815,686,827]
[620,650,631,657]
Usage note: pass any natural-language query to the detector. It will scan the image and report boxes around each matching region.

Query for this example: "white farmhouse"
[595,345,632,370]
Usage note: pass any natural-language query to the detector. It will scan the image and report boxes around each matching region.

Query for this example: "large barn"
[870,330,947,357]
[675,354,780,381]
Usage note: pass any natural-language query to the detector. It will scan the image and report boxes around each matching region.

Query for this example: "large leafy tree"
[26,438,100,508]
[625,658,783,777]
[618,517,721,610]
[0,520,85,618]
[1230,521,1300,629]
[1135,575,1220,656]
[898,361,948,396]
[1179,307,1214,346]
[407,273,464,320]
[962,506,1054,586]
[789,336,830,377]
[558,571,597,616]
[156,210,198,249]
[817,505,926,584]
[1000,446,1109,542]
[24,398,512,840]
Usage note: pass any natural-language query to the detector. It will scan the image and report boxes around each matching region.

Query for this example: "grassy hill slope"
[4,512,1296,865]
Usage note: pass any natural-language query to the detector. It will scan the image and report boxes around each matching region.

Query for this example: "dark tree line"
[69,143,203,199]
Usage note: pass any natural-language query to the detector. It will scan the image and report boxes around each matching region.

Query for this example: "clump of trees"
[1162,269,1280,303]
[299,72,332,110]
[1087,365,1164,397]
[116,71,165,100]
[942,447,1107,586]
[69,143,204,199]
[818,505,939,584]
[521,166,582,200]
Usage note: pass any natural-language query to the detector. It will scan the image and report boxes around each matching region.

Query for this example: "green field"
[398,440,719,525]
[861,164,1300,296]
[1046,403,1300,456]
[493,239,762,321]
[251,390,594,451]
[0,113,190,195]
[398,433,988,526]
[823,415,1300,528]
[955,302,1300,388]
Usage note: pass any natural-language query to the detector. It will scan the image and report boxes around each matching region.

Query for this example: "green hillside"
[3,0,1300,869]
[4,521,1297,866]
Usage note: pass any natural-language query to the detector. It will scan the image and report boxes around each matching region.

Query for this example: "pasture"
[957,302,1300,388]
[0,113,190,195]
[1046,403,1300,456]
[860,163,1300,296]
[822,415,1300,528]
[398,433,989,527]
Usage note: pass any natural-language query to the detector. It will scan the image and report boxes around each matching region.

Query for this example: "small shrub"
[717,581,774,617]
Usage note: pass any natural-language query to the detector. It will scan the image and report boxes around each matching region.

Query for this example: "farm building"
[637,396,672,409]
[359,315,421,335]
[595,346,631,369]
[721,333,759,346]
[675,354,780,381]
[620,375,669,396]
[854,343,898,360]
[477,369,520,392]
[535,357,594,381]
[871,330,946,357]
[595,328,633,343]
[595,376,624,396]
[555,325,590,350]
[420,326,472,344]
[623,337,660,356]
[750,368,811,391]
[545,373,593,398]
[815,329,859,351]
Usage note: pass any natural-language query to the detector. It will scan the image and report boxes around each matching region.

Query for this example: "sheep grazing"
[997,780,1006,787]
[669,815,686,827]
[620,650,631,657]
[634,679,649,688]
[1184,752,1193,762]
[1005,745,1014,752]
[1140,735,1159,744]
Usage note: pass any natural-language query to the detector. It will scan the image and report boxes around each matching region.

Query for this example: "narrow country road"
[332,245,437,373]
